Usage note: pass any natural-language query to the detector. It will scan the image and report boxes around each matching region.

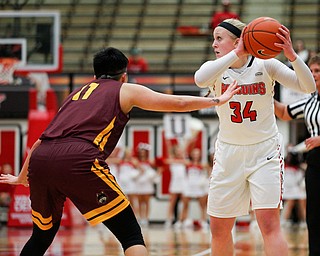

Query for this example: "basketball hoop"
[0,57,19,85]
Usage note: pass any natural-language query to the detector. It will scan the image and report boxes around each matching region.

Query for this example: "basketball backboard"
[0,10,61,72]
[0,38,27,66]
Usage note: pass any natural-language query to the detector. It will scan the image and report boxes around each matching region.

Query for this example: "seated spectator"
[127,47,149,74]
[210,0,240,30]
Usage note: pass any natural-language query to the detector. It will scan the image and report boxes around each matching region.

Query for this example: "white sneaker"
[164,220,172,228]
[200,220,209,229]
[281,220,291,229]
[174,220,182,229]
[140,219,148,227]
[183,219,193,229]
[299,221,307,229]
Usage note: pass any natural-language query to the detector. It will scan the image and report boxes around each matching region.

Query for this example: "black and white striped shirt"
[287,93,320,137]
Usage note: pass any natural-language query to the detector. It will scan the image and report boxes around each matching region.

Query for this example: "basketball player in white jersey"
[194,18,315,256]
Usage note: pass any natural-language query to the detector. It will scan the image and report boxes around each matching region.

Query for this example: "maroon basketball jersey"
[40,79,130,158]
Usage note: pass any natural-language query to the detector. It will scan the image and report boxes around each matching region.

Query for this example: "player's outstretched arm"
[0,139,42,187]
[0,173,22,186]
[121,80,239,113]
[216,80,240,105]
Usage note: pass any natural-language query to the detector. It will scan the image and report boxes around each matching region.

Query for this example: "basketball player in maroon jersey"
[0,47,239,256]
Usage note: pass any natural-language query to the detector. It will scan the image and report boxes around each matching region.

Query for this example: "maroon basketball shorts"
[28,139,129,230]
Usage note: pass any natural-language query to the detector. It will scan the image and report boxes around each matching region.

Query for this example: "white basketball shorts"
[207,133,284,218]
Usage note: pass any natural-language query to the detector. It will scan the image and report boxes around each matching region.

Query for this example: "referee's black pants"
[305,147,320,256]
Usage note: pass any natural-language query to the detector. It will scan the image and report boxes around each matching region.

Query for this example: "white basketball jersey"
[214,57,278,145]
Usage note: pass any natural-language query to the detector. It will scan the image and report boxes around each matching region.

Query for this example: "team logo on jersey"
[255,72,263,76]
[97,191,108,205]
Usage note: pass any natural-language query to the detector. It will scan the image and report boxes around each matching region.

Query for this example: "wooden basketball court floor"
[0,221,308,256]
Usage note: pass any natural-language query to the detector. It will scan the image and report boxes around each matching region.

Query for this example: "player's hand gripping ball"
[243,17,282,59]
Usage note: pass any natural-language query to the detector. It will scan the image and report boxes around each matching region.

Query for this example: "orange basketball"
[243,17,282,59]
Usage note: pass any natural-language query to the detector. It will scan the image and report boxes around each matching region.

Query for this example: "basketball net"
[0,58,20,85]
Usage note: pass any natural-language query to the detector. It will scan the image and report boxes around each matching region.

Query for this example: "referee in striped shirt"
[275,54,320,256]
